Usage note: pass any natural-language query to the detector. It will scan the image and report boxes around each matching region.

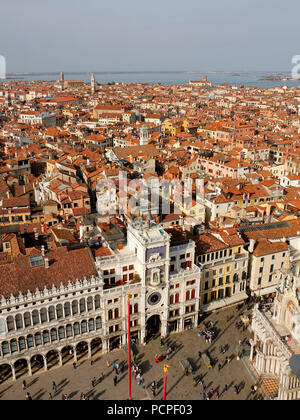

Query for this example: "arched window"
[35,333,42,346]
[94,295,100,310]
[51,329,57,342]
[24,312,31,328]
[191,289,196,299]
[58,327,65,340]
[87,297,93,311]
[73,323,80,336]
[134,303,138,314]
[108,310,113,320]
[19,337,26,351]
[233,273,239,283]
[1,341,9,355]
[129,305,133,315]
[72,301,78,316]
[10,339,18,353]
[79,299,86,314]
[170,295,174,305]
[56,304,63,320]
[32,310,39,325]
[15,314,23,330]
[186,291,190,301]
[27,335,34,349]
[43,331,50,344]
[40,308,47,323]
[88,319,95,332]
[114,308,119,319]
[96,317,102,330]
[7,316,14,332]
[175,293,179,304]
[66,324,73,338]
[48,306,55,322]
[64,302,71,317]
[242,271,247,280]
[81,320,87,334]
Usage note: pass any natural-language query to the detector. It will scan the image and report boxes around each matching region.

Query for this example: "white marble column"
[28,361,32,376]
[102,339,108,353]
[11,365,16,381]
[43,356,48,372]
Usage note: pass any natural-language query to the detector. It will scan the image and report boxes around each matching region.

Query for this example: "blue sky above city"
[1,0,300,73]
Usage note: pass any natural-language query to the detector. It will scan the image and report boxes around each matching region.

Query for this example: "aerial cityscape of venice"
[1,0,300,405]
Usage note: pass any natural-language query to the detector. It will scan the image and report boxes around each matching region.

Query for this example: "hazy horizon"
[1,0,300,74]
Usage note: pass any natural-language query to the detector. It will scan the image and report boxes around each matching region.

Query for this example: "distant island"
[259,75,293,81]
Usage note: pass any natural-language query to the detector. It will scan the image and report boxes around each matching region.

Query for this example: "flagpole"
[127,293,132,400]
[163,364,169,401]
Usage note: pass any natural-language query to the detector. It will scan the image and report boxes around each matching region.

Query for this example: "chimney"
[44,258,49,269]
[248,239,255,253]
[33,227,38,240]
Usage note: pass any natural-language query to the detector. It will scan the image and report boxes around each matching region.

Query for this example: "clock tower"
[127,221,171,343]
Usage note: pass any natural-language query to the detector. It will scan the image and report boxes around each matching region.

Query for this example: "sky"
[1,0,300,73]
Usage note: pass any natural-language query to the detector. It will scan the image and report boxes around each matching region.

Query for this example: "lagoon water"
[3,71,300,89]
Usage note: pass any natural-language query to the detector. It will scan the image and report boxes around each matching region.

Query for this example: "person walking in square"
[52,381,57,393]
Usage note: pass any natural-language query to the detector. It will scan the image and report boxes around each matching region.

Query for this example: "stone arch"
[88,318,95,332]
[79,298,86,314]
[46,350,59,370]
[6,316,14,332]
[61,345,74,365]
[30,354,44,375]
[0,363,12,383]
[10,338,18,354]
[76,341,88,360]
[91,338,102,356]
[42,330,50,345]
[15,314,23,330]
[1,341,10,356]
[94,295,100,309]
[14,359,28,379]
[146,314,161,342]
[18,336,26,352]
[24,312,31,328]
[56,304,63,320]
[66,324,73,338]
[72,300,78,316]
[87,296,93,311]
[26,334,34,350]
[34,332,43,347]
[40,308,48,324]
[81,320,88,334]
[50,328,58,343]
[64,302,71,317]
[32,309,40,325]
[48,306,55,322]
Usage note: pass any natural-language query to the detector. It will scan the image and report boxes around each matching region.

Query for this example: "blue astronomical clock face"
[148,292,162,306]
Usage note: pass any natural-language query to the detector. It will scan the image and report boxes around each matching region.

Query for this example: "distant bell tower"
[91,73,96,94]
[140,124,149,145]
[5,89,11,105]
[59,72,65,90]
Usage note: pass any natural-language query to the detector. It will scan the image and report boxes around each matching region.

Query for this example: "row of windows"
[169,290,196,305]
[1,317,102,356]
[6,296,101,332]
[202,282,246,304]
[199,249,235,264]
